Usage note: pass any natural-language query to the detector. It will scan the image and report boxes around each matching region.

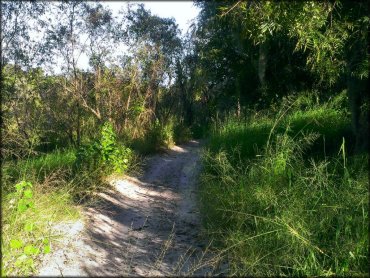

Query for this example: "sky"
[103,1,200,36]
[72,1,200,71]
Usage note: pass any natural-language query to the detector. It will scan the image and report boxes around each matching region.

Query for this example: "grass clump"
[199,92,368,276]
[130,119,175,154]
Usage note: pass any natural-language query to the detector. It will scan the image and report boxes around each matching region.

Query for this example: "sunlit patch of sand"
[171,145,188,153]
[110,176,179,202]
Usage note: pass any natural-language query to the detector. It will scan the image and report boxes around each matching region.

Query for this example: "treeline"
[2,2,193,275]
[187,0,368,150]
[2,1,368,159]
[2,1,194,160]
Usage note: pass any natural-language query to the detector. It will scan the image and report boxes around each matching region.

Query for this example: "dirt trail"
[38,140,225,276]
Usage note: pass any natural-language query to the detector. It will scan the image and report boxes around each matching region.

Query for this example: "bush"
[75,122,132,174]
[174,124,192,144]
[191,122,209,139]
[135,119,175,153]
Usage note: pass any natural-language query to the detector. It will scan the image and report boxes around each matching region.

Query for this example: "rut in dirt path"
[38,140,226,277]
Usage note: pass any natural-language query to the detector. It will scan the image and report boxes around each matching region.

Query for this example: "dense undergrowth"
[129,119,193,154]
[1,118,194,276]
[2,150,81,276]
[199,92,368,276]
[1,122,134,276]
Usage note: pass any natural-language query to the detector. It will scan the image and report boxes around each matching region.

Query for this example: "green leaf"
[23,189,33,199]
[43,244,51,254]
[26,257,35,269]
[10,239,24,249]
[17,200,28,212]
[24,245,39,255]
[15,254,28,267]
[28,201,35,209]
[15,181,33,195]
[15,182,26,192]
[24,223,34,232]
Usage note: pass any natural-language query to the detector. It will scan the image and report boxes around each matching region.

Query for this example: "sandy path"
[38,140,224,276]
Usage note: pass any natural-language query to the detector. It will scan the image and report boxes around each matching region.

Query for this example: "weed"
[75,122,132,174]
[2,179,79,276]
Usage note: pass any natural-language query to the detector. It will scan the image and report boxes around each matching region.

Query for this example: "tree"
[123,4,183,124]
[195,0,369,149]
[1,1,47,69]
[44,1,120,145]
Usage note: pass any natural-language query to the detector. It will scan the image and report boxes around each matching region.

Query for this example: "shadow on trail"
[76,140,224,276]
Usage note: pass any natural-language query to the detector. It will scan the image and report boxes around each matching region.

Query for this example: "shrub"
[142,119,175,152]
[191,122,209,139]
[75,122,132,174]
[173,124,192,144]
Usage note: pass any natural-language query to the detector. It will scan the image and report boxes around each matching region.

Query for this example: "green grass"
[1,177,80,276]
[2,150,79,276]
[2,149,76,193]
[199,92,368,276]
[1,147,107,275]
[1,128,144,276]
[208,92,352,160]
[129,119,193,154]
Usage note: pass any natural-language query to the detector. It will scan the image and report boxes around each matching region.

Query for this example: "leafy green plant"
[75,122,132,174]
[100,122,132,173]
[4,181,51,276]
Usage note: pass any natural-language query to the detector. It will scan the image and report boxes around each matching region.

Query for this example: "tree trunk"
[124,91,131,128]
[235,77,241,118]
[345,30,368,151]
[176,60,193,126]
[258,41,268,87]
[76,102,81,147]
[346,72,367,151]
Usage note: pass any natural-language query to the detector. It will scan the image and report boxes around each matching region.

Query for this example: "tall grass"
[199,92,368,276]
[2,119,151,276]
[2,149,76,193]
[1,136,137,275]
